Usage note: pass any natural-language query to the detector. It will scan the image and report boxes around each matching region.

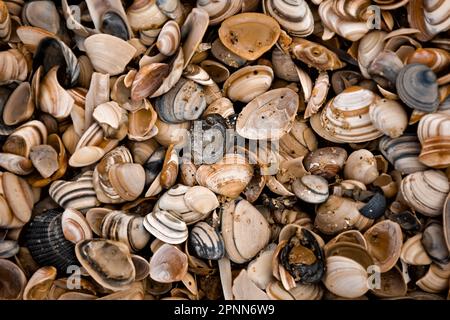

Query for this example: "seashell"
[371,266,407,298]
[143,210,188,244]
[247,244,276,290]
[2,120,47,158]
[149,243,188,283]
[416,263,450,293]
[197,0,242,25]
[289,38,345,71]
[401,234,432,265]
[108,163,146,201]
[22,0,59,34]
[266,280,323,300]
[292,175,329,204]
[180,8,209,68]
[305,72,329,119]
[156,0,185,23]
[155,77,206,123]
[0,259,27,300]
[324,242,373,271]
[0,0,11,42]
[0,240,19,259]
[303,147,347,179]
[406,48,450,74]
[128,104,158,141]
[160,144,179,189]
[364,220,403,272]
[85,73,110,129]
[184,186,219,215]
[359,192,386,220]
[422,221,449,265]
[127,0,168,31]
[23,210,79,273]
[219,13,281,61]
[396,63,439,112]
[223,65,274,103]
[183,64,214,86]
[343,149,379,185]
[69,146,105,168]
[367,50,403,92]
[131,63,170,102]
[278,118,317,161]
[86,208,111,237]
[131,255,150,282]
[324,230,368,251]
[236,88,298,140]
[101,211,151,252]
[92,101,128,139]
[0,49,28,85]
[400,170,449,217]
[330,70,363,95]
[315,195,373,235]
[358,31,387,78]
[199,60,230,83]
[323,256,368,299]
[189,222,225,260]
[408,0,450,42]
[369,98,408,138]
[49,171,99,210]
[30,144,59,178]
[310,86,383,143]
[77,55,94,89]
[23,266,57,300]
[1,172,33,228]
[84,34,137,76]
[196,154,253,198]
[75,239,135,291]
[61,208,92,244]
[156,20,180,56]
[128,138,159,165]
[232,269,270,300]
[211,38,247,68]
[154,118,190,149]
[2,82,34,126]
[179,161,197,187]
[271,47,302,82]
[0,153,33,175]
[221,199,271,264]
[417,112,450,168]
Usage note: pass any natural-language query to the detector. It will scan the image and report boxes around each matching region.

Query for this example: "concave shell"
[0,49,28,85]
[315,195,373,235]
[396,63,439,112]
[323,256,368,299]
[408,0,450,42]
[221,199,271,264]
[401,234,432,266]
[0,259,27,300]
[0,0,11,42]
[325,230,368,251]
[2,120,47,158]
[289,38,345,71]
[189,222,225,260]
[223,65,274,103]
[292,175,329,204]
[131,63,170,102]
[379,134,427,175]
[303,147,347,179]
[22,0,59,34]
[184,186,219,215]
[0,153,33,175]
[61,208,93,244]
[76,239,135,291]
[69,146,105,168]
[157,20,181,56]
[1,172,33,228]
[218,12,281,61]
[324,242,373,271]
[101,211,151,252]
[266,280,323,300]
[343,149,379,185]
[310,86,383,143]
[358,31,387,78]
[400,170,449,217]
[127,0,168,31]
[84,34,137,76]
[143,210,188,244]
[23,266,57,300]
[197,0,242,25]
[149,243,188,283]
[108,163,146,201]
[195,153,253,199]
[155,77,206,123]
[263,0,314,37]
[422,221,449,265]
[369,98,408,138]
[211,38,247,68]
[128,104,158,141]
[236,88,298,140]
[279,117,317,161]
[416,263,450,293]
[180,8,209,68]
[23,210,79,273]
[364,220,403,272]
[30,144,59,178]
[2,82,34,126]
[271,47,301,82]
[200,60,230,83]
[445,194,450,254]
[371,266,407,298]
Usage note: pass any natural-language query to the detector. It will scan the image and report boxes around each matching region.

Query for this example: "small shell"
[0,153,33,176]
[157,20,181,56]
[0,49,28,85]
[369,98,408,138]
[200,60,230,83]
[189,222,225,260]
[197,0,242,25]
[143,210,188,244]
[0,240,19,259]
[292,175,329,204]
[416,263,450,293]
[69,146,105,168]
[184,186,219,215]
[401,234,432,265]
[232,269,269,300]
[0,0,11,42]
[108,163,146,201]
[183,64,214,86]
[247,244,276,290]
[127,0,168,31]
[303,147,347,179]
[1,172,33,228]
[211,38,247,68]
[2,82,34,126]
[0,259,27,300]
[358,31,387,78]
[149,243,188,283]
[61,208,93,244]
[131,63,170,102]
[422,221,449,265]
[343,149,379,185]
[2,120,47,158]
[305,72,330,119]
[417,112,450,168]
[23,266,57,300]
[289,38,345,71]
[180,8,209,68]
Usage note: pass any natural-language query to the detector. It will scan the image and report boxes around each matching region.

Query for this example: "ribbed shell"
[143,210,188,244]
[189,222,225,260]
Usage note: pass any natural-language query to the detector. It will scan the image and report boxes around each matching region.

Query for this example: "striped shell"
[143,210,188,244]
[417,112,450,168]
[2,120,47,158]
[189,222,225,260]
[292,175,329,204]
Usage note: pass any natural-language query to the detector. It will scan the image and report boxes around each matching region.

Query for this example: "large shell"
[236,88,298,140]
[195,154,253,198]
[189,222,225,260]
[221,199,271,264]
[23,210,79,274]
[218,13,281,60]
[400,170,449,217]
[143,210,188,244]
[75,239,135,291]
[310,86,383,143]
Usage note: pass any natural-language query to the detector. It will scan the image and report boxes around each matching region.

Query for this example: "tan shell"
[289,38,345,71]
[343,149,379,185]
[197,0,243,25]
[358,31,387,78]
[1,172,33,228]
[400,234,432,266]
[0,259,27,300]
[39,66,74,119]
[416,263,450,293]
[2,120,47,158]
[149,243,188,283]
[0,153,33,176]
[369,98,408,138]
[157,20,181,56]
[180,8,209,68]
[23,266,57,300]
[108,163,146,201]
[246,244,276,290]
[364,220,403,272]
[219,13,281,60]
[61,208,93,244]
[266,280,323,300]
[2,81,34,126]
[232,269,269,300]
[0,49,28,85]
[371,266,407,298]
[127,0,168,31]
[200,59,230,83]
[417,112,450,168]
[305,72,330,119]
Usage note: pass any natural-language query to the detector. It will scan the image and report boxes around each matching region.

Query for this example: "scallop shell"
[218,13,281,61]
[292,175,329,204]
[23,210,79,273]
[400,170,449,217]
[143,210,188,244]
[189,222,225,260]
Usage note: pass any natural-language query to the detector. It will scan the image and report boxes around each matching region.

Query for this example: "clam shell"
[200,60,230,83]
[406,48,450,74]
[305,72,330,119]
[236,88,298,140]
[61,208,93,244]
[401,234,432,266]
[416,263,450,293]
[197,0,242,25]
[0,259,27,300]
[232,269,270,300]
[292,175,329,204]
[23,210,79,273]
[180,8,209,68]
[266,280,323,300]
[0,0,11,42]
[211,38,247,68]
[289,38,345,71]
[445,194,450,253]
[127,0,167,31]
[408,0,450,42]
[108,163,146,201]
[219,12,281,61]
[86,207,111,236]
[2,82,34,126]
[183,64,214,86]
[358,31,387,78]
[223,65,274,103]
[359,192,387,220]
[303,147,347,179]
[84,34,137,76]
[1,172,33,227]
[364,220,403,272]
[0,153,33,175]
[2,120,47,158]
[23,266,57,300]
[149,243,188,283]
[279,118,317,160]
[371,266,407,298]
[325,242,374,270]
[143,210,188,244]
[184,186,219,215]
[69,146,105,168]
[189,222,225,260]
[343,149,379,185]
[417,112,450,168]
[400,170,449,217]
[247,244,276,290]
[157,20,180,56]
[30,144,59,178]
[0,49,28,85]
[75,239,135,291]
[422,221,449,265]
[131,63,170,102]
[369,98,408,138]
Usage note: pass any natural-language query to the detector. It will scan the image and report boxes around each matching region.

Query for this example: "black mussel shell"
[359,192,386,219]
[33,37,80,88]
[421,221,449,265]
[23,210,79,274]
[280,228,325,284]
[388,211,422,232]
[100,11,129,41]
[189,222,225,260]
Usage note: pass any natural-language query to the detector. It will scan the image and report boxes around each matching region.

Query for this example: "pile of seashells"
[0,0,450,301]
